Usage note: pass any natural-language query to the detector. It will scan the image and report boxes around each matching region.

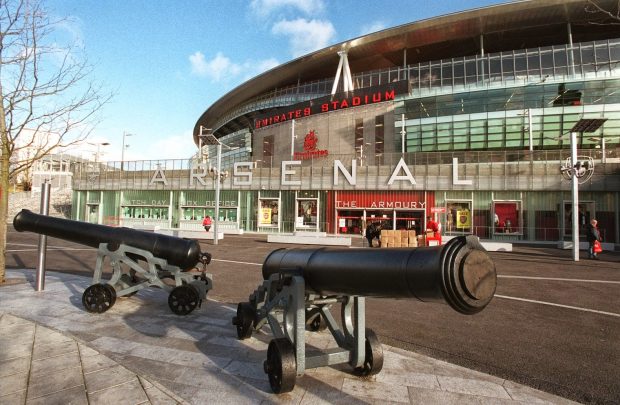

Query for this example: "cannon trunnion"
[233,235,496,393]
[14,209,213,315]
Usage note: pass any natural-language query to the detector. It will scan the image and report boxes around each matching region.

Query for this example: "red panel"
[326,191,335,233]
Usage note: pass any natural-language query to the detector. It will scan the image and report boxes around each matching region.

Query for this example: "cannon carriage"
[13,209,213,315]
[233,235,497,393]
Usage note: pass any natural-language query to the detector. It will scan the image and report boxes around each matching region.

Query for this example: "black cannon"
[13,209,213,315]
[233,235,496,393]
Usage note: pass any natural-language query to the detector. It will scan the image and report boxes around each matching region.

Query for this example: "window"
[297,199,318,228]
[263,135,274,158]
[375,115,384,163]
[355,118,364,164]
[493,201,522,234]
[259,198,279,227]
[446,201,472,234]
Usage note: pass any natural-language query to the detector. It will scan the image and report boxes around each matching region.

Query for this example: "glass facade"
[397,79,620,153]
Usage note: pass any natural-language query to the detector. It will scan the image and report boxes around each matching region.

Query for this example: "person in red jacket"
[202,215,212,232]
[426,216,439,233]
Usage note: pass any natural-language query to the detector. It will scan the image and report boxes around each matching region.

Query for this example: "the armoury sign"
[254,81,409,129]
[149,157,473,188]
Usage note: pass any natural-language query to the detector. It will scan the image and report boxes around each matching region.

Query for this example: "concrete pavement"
[0,268,577,405]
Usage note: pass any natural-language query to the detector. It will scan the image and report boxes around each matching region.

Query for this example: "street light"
[198,129,223,245]
[564,118,607,262]
[121,132,134,170]
[588,136,619,164]
[198,126,212,163]
[87,141,110,162]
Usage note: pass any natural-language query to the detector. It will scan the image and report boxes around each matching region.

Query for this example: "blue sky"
[46,0,506,161]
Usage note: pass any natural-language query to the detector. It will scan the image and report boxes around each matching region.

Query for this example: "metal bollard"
[35,182,51,291]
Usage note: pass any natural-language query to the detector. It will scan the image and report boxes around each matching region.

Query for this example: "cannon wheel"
[305,308,327,332]
[263,338,297,394]
[168,285,199,315]
[82,283,116,313]
[353,328,384,376]
[233,302,254,339]
[103,284,117,307]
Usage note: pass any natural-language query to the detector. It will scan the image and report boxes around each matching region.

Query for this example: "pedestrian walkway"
[0,269,576,404]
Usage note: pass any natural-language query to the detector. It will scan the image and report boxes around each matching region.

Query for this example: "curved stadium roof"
[193,0,620,145]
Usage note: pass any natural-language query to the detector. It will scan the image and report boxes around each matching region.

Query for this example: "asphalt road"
[5,228,620,404]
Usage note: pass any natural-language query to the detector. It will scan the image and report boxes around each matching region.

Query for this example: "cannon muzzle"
[13,209,202,270]
[262,235,496,314]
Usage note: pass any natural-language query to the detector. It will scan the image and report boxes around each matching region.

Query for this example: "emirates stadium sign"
[254,81,408,130]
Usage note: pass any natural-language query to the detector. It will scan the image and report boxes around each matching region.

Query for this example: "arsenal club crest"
[304,130,318,151]
[294,130,328,160]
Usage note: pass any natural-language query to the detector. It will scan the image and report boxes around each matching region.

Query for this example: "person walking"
[202,215,212,232]
[365,222,381,247]
[586,218,602,260]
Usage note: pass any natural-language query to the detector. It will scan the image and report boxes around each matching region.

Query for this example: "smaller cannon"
[13,209,213,315]
[233,235,496,393]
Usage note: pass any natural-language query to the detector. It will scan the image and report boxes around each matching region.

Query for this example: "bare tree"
[585,0,620,24]
[0,0,111,283]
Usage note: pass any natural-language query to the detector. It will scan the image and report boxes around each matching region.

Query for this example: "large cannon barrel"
[262,235,496,314]
[13,209,202,270]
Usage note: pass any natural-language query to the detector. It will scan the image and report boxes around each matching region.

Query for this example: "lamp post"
[87,141,110,162]
[121,132,134,170]
[291,119,295,159]
[198,130,222,245]
[565,118,607,261]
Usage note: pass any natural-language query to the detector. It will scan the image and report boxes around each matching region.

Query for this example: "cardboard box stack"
[380,229,417,248]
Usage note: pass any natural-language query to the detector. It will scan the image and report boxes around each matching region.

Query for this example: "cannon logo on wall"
[13,209,213,315]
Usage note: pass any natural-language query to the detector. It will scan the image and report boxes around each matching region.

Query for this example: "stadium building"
[73,0,620,246]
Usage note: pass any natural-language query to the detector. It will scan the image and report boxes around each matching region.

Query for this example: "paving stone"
[375,368,440,390]
[503,380,581,404]
[0,371,28,396]
[34,325,73,345]
[84,364,139,393]
[0,313,31,327]
[25,384,88,405]
[223,360,266,380]
[142,379,180,405]
[32,340,78,360]
[341,377,410,403]
[408,385,491,404]
[437,375,512,399]
[123,356,189,382]
[30,350,81,375]
[80,352,119,373]
[77,343,100,357]
[0,389,27,405]
[88,378,150,405]
[27,366,83,400]
[0,330,35,345]
[0,356,30,378]
[0,342,32,362]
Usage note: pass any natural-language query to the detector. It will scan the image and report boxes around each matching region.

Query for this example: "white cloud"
[189,51,242,82]
[359,21,387,36]
[190,51,279,83]
[272,18,335,57]
[242,57,280,80]
[250,0,325,17]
